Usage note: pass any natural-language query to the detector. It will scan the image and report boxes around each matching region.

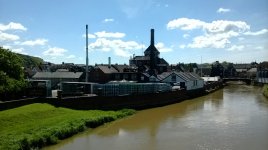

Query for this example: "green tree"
[0,47,27,100]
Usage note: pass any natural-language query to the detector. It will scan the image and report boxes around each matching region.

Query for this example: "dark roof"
[144,45,160,56]
[132,56,150,61]
[33,72,83,79]
[97,65,118,74]
[233,64,251,69]
[113,64,129,72]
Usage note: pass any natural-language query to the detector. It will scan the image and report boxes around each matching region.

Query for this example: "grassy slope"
[0,103,135,150]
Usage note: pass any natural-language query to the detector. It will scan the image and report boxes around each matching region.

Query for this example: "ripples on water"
[44,85,268,150]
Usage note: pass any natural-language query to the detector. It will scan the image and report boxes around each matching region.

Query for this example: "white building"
[158,71,204,90]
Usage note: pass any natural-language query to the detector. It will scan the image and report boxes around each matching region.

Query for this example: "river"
[44,85,268,150]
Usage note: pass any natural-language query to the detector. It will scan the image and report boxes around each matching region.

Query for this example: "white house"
[158,71,204,90]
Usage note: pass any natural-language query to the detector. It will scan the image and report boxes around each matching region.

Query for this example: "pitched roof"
[158,71,203,82]
[97,65,118,74]
[144,45,160,56]
[33,72,83,79]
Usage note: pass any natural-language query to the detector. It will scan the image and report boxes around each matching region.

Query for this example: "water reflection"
[45,85,268,150]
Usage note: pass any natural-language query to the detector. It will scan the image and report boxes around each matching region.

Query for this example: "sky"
[0,0,268,65]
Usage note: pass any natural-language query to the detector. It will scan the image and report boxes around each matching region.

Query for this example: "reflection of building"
[129,29,168,75]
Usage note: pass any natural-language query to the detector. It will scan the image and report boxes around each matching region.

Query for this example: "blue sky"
[0,0,267,65]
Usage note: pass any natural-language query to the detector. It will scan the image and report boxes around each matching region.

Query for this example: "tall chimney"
[108,57,111,68]
[86,25,89,82]
[150,29,154,45]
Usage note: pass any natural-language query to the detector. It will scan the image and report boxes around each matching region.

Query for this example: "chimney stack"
[108,57,111,68]
[150,29,154,45]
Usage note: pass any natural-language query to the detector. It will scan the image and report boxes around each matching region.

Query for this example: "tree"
[0,47,27,100]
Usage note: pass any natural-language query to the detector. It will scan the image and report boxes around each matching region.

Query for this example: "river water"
[45,85,268,150]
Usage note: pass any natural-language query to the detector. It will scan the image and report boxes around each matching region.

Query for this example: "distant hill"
[17,53,44,68]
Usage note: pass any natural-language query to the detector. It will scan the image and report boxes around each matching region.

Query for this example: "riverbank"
[0,103,135,150]
[263,84,268,98]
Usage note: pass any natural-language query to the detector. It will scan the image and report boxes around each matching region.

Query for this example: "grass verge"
[263,84,268,98]
[0,103,135,150]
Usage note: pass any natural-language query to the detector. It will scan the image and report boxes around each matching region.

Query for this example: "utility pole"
[86,25,89,82]
[200,56,203,77]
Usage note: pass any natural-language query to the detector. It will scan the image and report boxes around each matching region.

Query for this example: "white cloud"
[167,18,206,30]
[205,20,249,34]
[155,42,172,52]
[179,44,186,49]
[217,8,231,13]
[89,38,144,57]
[0,31,20,41]
[2,45,12,49]
[167,18,252,49]
[0,22,27,31]
[82,34,96,39]
[183,34,190,39]
[103,18,114,23]
[43,47,67,56]
[167,18,249,33]
[188,34,231,49]
[227,45,245,51]
[20,39,48,46]
[244,29,268,36]
[95,31,125,38]
[66,55,75,59]
[11,48,28,54]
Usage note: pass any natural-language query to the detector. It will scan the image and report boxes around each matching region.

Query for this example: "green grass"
[263,84,268,98]
[0,103,135,150]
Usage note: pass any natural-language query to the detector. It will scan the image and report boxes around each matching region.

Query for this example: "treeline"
[17,53,44,68]
[0,47,43,100]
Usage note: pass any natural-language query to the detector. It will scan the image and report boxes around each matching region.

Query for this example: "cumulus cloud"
[167,18,206,30]
[95,31,125,38]
[244,29,268,36]
[43,47,67,56]
[11,48,28,54]
[155,42,172,52]
[227,45,245,51]
[0,22,27,31]
[0,31,20,41]
[103,18,114,23]
[20,39,48,46]
[217,8,231,13]
[88,38,144,57]
[167,18,255,49]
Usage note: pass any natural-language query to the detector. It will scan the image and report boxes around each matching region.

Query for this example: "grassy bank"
[263,84,268,98]
[0,103,135,150]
